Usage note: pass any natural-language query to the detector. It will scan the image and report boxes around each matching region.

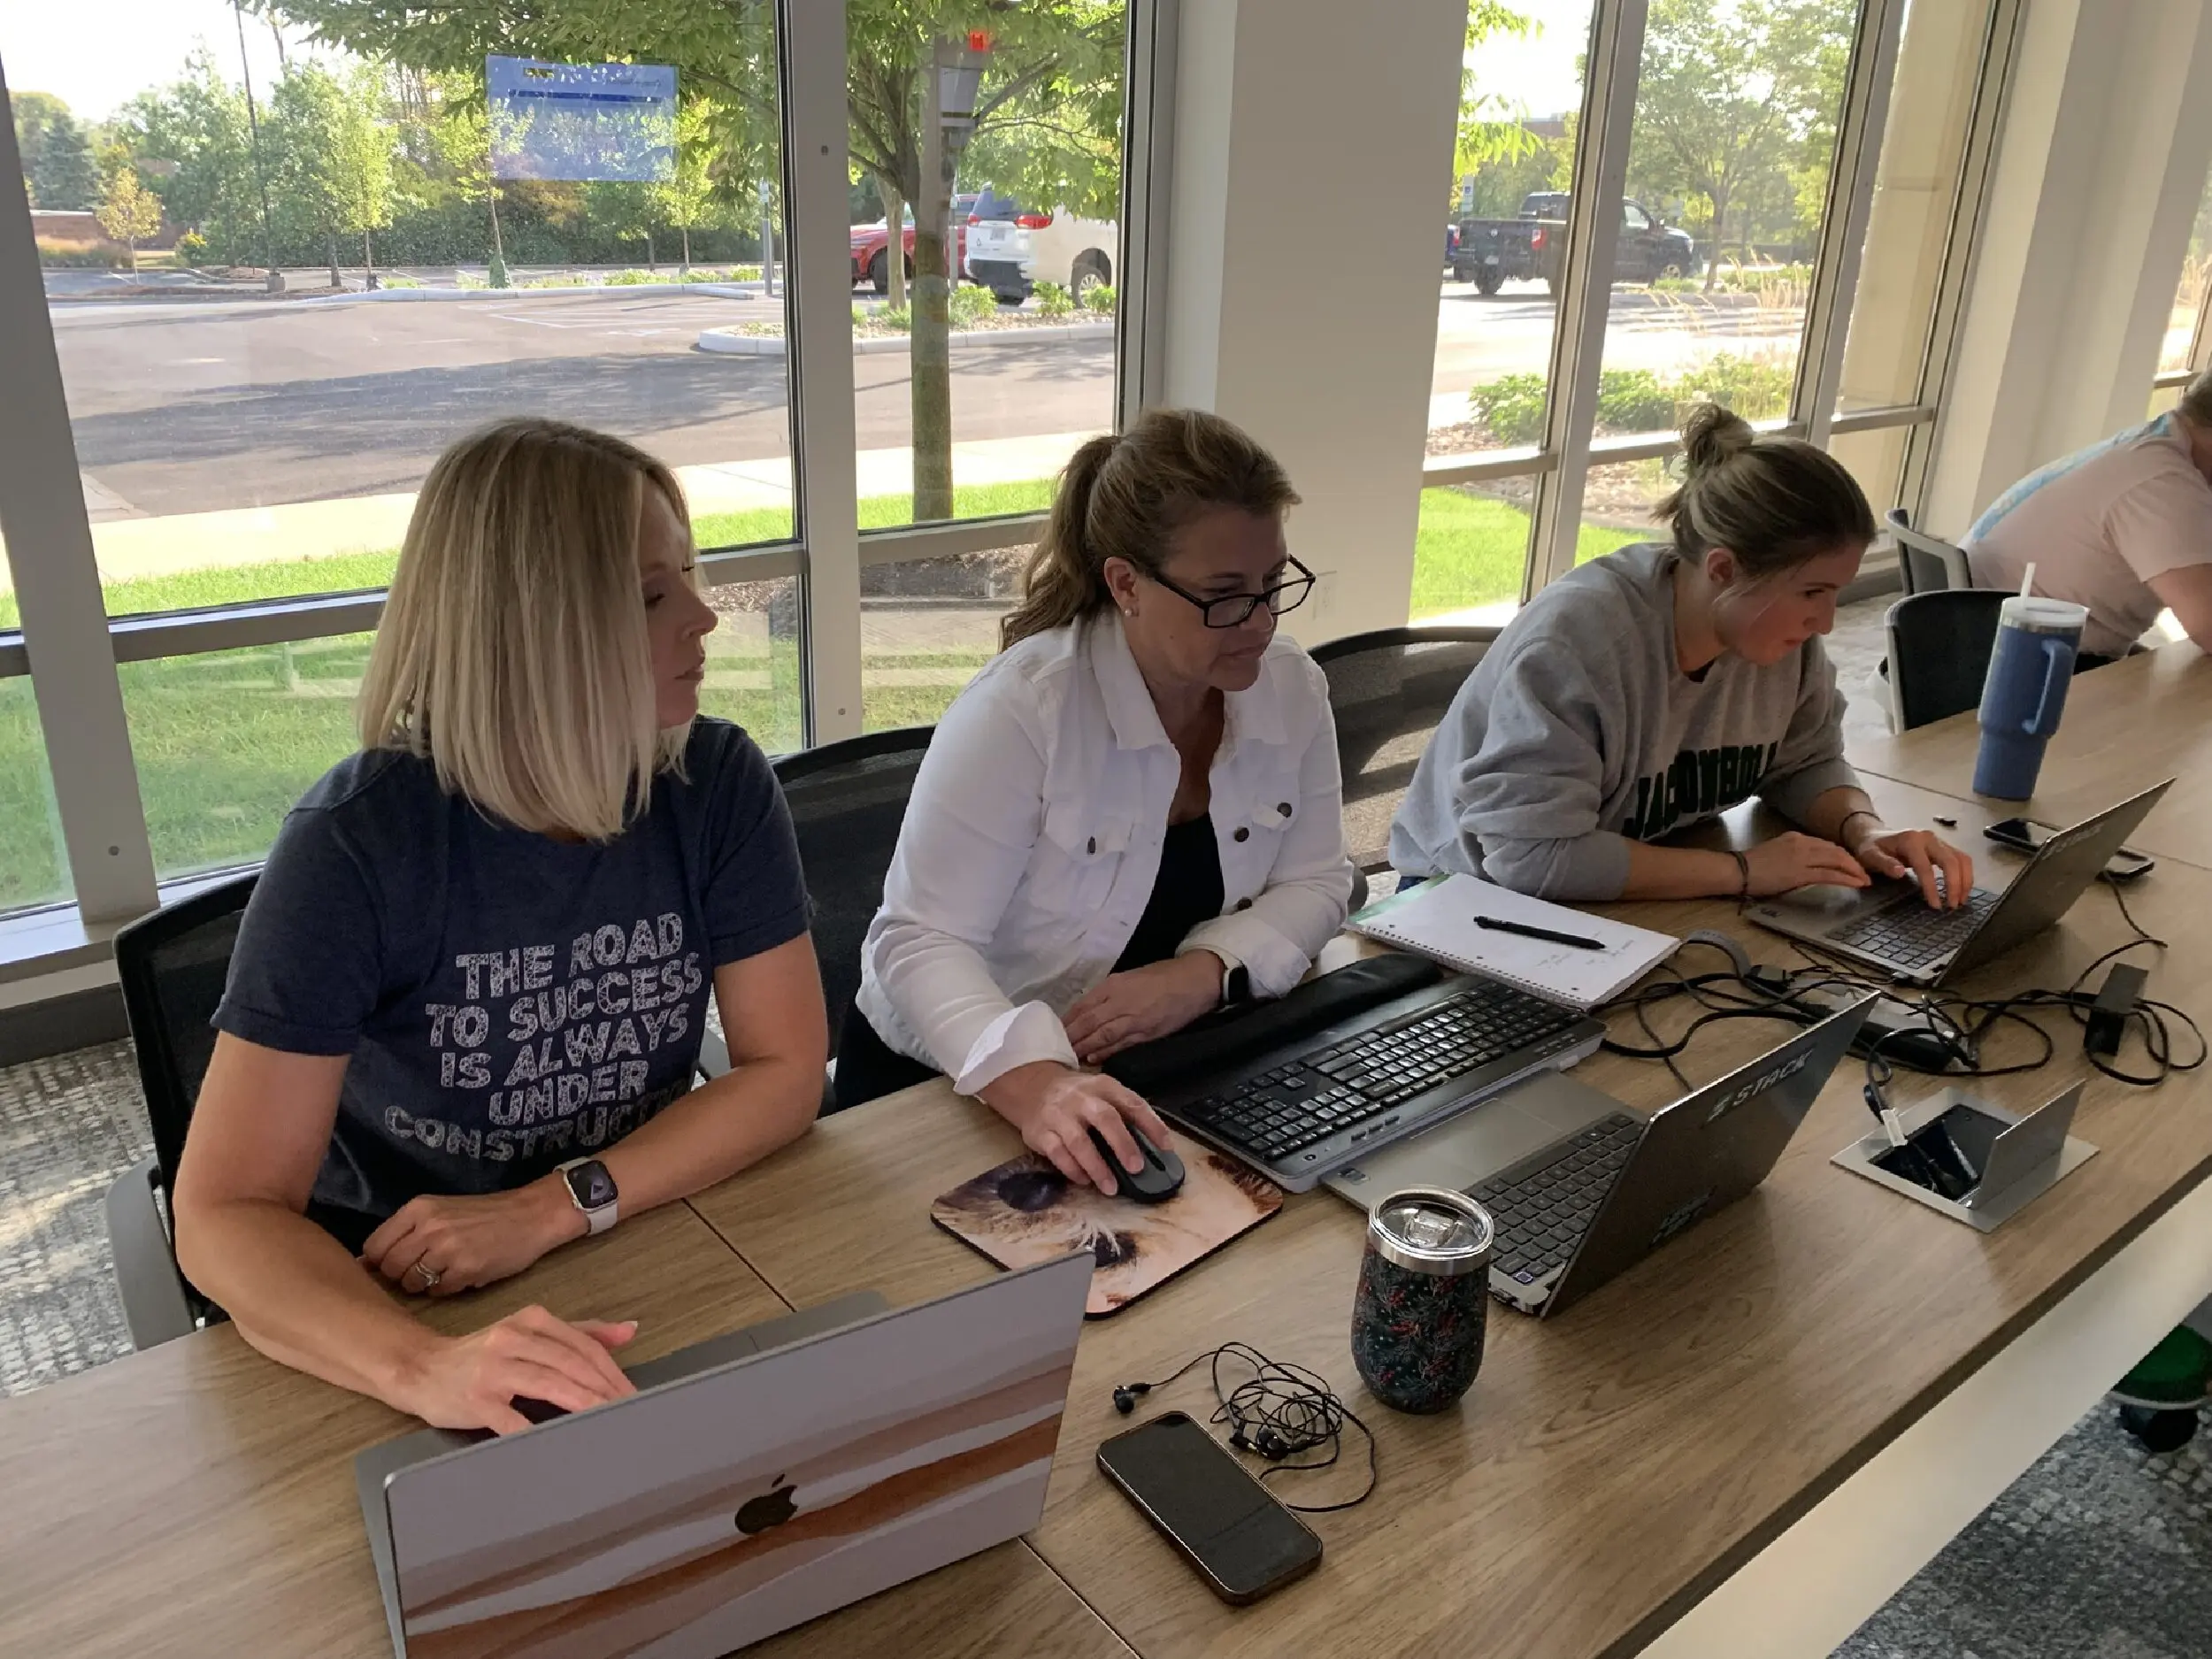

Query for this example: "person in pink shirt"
[1963,372,2212,664]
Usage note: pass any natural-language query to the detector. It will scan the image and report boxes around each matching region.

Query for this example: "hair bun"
[1678,402,1755,476]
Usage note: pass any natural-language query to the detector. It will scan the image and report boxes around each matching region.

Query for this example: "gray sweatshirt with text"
[1388,542,1859,899]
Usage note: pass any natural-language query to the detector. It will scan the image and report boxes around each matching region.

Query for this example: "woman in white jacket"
[840,409,1356,1194]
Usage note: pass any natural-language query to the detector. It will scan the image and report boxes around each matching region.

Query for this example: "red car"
[850,194,977,294]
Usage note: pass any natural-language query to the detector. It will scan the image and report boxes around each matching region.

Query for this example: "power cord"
[1110,1341,1378,1512]
[1596,882,2205,1094]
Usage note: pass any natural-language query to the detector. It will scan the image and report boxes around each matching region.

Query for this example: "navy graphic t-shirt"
[214,718,809,1248]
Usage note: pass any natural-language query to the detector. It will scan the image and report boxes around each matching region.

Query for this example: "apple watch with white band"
[557,1157,619,1236]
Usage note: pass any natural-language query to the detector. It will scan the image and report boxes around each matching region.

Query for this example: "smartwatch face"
[565,1159,617,1210]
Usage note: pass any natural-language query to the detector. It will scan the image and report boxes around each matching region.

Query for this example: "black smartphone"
[1095,1411,1322,1605]
[1984,817,2154,882]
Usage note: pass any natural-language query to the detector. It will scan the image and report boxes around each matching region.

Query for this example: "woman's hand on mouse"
[979,1063,1175,1194]
[1062,954,1223,1065]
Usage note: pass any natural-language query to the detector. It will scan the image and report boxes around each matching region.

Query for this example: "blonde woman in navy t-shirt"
[174,419,827,1435]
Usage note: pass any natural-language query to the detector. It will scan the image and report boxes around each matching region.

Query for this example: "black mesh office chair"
[1886,507,1974,595]
[105,872,257,1348]
[772,726,934,1105]
[1309,626,1498,879]
[1886,589,2008,731]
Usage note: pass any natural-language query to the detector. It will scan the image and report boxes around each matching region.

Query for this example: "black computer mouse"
[1087,1124,1186,1203]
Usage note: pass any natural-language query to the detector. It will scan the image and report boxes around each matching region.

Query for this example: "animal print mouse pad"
[931,1148,1284,1317]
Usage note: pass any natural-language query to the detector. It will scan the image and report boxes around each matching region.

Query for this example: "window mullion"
[1801,0,1907,449]
[0,72,158,925]
[781,0,864,745]
[1528,0,1649,595]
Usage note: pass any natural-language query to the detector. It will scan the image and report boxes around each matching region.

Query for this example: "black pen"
[1474,915,1605,951]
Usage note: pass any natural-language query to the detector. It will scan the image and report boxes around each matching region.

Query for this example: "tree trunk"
[680,223,692,273]
[910,46,956,524]
[327,231,342,289]
[875,174,907,310]
[645,230,657,272]
[364,228,379,289]
[126,238,138,273]
[1702,189,1725,293]
[488,182,508,287]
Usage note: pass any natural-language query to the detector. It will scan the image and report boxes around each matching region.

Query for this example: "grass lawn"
[0,476,1640,905]
[1409,487,1650,618]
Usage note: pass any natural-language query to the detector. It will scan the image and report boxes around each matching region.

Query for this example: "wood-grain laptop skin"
[373,1252,1090,1657]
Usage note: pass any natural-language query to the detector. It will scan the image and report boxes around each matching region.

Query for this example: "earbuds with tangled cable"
[1108,1341,1376,1509]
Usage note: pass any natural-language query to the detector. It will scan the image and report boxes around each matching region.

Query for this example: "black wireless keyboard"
[1832,887,1998,970]
[1171,979,1594,1171]
[1468,1113,1644,1288]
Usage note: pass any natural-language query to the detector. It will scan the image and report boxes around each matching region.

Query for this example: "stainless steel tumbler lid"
[1368,1187,1494,1276]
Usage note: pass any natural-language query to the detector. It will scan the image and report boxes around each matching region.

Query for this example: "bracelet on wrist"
[1729,849,1751,908]
[1838,809,1883,849]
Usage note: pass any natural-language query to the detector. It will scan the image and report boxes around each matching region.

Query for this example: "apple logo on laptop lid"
[736,1474,798,1536]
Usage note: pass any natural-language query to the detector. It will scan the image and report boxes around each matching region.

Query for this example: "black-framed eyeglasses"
[1146,556,1317,629]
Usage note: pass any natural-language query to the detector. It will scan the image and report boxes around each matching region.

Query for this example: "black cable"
[1114,1341,1378,1512]
[1593,900,2203,1093]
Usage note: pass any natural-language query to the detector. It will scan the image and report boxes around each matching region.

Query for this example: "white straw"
[2019,563,2036,598]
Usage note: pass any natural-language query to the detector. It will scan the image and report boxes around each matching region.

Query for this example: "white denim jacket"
[855,611,1356,1096]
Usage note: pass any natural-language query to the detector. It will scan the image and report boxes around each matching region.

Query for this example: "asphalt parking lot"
[46,275,1799,517]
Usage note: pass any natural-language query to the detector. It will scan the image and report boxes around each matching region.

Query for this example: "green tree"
[96,165,165,270]
[1625,0,1853,288]
[273,0,1121,524]
[268,63,395,287]
[333,66,398,279]
[1455,2,1541,180]
[589,179,661,271]
[650,101,718,271]
[15,92,103,210]
[114,51,265,264]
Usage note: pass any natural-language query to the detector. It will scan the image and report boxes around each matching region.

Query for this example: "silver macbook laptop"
[355,1251,1091,1658]
[1327,1002,1870,1317]
[1745,780,2170,986]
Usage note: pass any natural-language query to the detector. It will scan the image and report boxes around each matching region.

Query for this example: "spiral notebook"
[1349,873,1678,1010]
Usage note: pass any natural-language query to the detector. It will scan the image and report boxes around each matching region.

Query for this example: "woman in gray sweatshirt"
[1391,403,1972,909]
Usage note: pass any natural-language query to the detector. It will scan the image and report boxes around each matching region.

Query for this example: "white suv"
[964,192,1118,306]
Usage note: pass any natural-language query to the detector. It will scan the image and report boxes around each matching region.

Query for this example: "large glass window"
[2159,163,2212,378]
[846,11,1125,532]
[10,2,794,631]
[0,675,71,911]
[117,634,371,877]
[1594,0,1861,435]
[856,552,1018,732]
[695,575,804,757]
[1432,0,1595,461]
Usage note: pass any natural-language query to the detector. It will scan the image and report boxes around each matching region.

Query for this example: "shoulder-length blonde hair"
[358,418,694,841]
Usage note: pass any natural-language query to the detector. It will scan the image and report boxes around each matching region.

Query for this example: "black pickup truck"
[1451,190,1699,294]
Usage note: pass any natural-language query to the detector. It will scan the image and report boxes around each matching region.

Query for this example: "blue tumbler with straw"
[1972,594,2089,800]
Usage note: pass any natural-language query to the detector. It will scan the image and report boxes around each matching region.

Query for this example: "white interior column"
[1923,0,2212,534]
[1158,0,1467,645]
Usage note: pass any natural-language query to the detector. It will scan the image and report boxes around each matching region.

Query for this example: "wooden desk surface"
[1849,638,2212,869]
[692,776,2212,1659]
[0,1200,1132,1659]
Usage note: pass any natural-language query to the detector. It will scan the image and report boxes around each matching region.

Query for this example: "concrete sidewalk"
[27,429,1102,595]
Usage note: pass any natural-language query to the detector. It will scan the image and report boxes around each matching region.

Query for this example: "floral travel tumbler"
[1350,1187,1492,1414]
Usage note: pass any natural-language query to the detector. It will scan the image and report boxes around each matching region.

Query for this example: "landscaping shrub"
[1085,282,1116,314]
[1466,373,1548,446]
[1033,280,1075,319]
[1594,369,1674,434]
[949,282,998,327]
